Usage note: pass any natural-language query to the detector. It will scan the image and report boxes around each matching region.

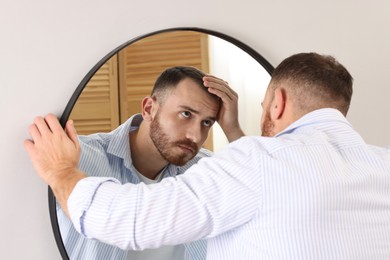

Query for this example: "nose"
[185,123,203,145]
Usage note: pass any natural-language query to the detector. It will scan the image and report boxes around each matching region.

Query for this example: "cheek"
[158,113,179,129]
[260,112,265,128]
[165,119,187,137]
[165,123,183,140]
[200,127,210,141]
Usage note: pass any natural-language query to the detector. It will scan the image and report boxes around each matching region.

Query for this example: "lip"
[178,144,195,154]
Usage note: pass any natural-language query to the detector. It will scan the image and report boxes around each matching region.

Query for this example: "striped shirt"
[58,114,207,260]
[68,108,390,259]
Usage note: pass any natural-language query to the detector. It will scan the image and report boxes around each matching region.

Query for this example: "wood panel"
[118,30,210,120]
[69,55,119,135]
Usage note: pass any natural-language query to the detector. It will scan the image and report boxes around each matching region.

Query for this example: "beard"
[261,109,275,137]
[149,111,199,166]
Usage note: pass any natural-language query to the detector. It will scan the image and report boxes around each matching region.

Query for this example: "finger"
[203,75,229,88]
[28,123,42,141]
[206,81,238,101]
[207,87,234,102]
[204,75,229,84]
[65,120,80,148]
[34,116,53,136]
[45,114,64,134]
[203,76,236,98]
[204,80,231,94]
[23,139,35,156]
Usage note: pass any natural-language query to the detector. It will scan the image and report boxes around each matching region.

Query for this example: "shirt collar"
[275,108,352,137]
[107,114,143,168]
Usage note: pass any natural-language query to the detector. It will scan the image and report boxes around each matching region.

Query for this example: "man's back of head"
[270,53,353,117]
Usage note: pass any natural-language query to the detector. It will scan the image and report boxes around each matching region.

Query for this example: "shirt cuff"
[68,176,120,236]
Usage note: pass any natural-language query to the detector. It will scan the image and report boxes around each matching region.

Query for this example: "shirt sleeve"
[68,137,263,251]
[68,177,120,235]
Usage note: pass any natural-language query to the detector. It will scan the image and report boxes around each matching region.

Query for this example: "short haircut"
[151,66,212,104]
[270,53,353,116]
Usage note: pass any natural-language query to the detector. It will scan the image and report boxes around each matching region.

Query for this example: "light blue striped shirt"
[68,108,390,259]
[58,114,208,260]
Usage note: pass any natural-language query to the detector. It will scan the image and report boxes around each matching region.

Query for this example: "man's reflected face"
[150,109,198,165]
[150,78,219,165]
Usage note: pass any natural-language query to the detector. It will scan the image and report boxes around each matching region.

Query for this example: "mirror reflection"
[57,30,271,259]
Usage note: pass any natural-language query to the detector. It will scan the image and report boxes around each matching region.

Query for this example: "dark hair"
[151,66,209,104]
[271,52,353,115]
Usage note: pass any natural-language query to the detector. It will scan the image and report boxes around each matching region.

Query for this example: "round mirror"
[49,27,274,260]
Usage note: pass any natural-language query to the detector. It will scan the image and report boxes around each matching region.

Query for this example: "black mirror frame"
[48,26,275,260]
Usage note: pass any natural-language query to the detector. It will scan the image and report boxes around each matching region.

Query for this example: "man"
[55,66,244,260]
[25,53,390,259]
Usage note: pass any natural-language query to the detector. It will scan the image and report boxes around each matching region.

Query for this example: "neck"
[129,122,168,180]
[274,103,304,135]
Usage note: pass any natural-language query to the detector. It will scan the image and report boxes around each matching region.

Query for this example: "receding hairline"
[151,66,205,103]
[152,74,219,105]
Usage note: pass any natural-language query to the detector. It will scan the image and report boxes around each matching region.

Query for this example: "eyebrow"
[179,105,217,121]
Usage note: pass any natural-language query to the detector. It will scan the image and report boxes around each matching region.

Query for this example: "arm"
[24,114,261,250]
[203,75,245,142]
[68,140,261,250]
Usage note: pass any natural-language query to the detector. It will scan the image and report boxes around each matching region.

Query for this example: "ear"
[141,96,158,121]
[270,88,286,120]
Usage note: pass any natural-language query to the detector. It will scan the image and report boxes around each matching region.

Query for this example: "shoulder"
[224,136,275,154]
[190,147,212,162]
[210,135,302,167]
[210,136,270,164]
[78,134,109,152]
[368,144,390,161]
[197,147,213,157]
[77,114,137,150]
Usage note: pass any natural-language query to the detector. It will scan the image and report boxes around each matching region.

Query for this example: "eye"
[202,120,214,127]
[181,111,191,118]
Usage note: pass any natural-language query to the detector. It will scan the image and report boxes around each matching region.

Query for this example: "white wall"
[1,0,389,259]
[208,35,271,152]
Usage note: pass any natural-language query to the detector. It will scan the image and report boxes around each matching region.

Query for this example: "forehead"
[162,78,220,116]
